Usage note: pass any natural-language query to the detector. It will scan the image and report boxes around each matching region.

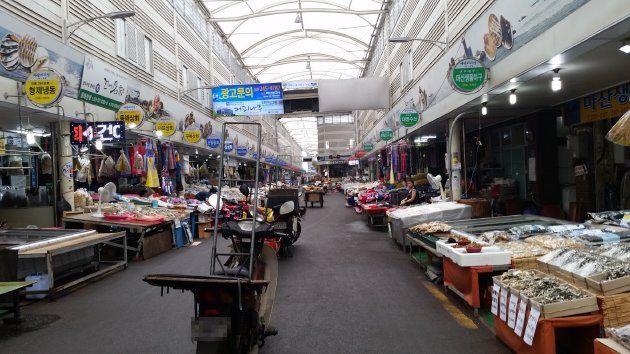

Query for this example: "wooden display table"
[495,313,602,354]
[595,338,630,354]
[360,203,391,227]
[62,213,187,259]
[0,281,34,323]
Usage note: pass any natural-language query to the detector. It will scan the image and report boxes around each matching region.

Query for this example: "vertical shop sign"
[79,56,128,111]
[399,108,420,127]
[449,58,488,94]
[24,68,64,107]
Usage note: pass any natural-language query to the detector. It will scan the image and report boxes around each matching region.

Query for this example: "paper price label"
[514,299,528,337]
[499,287,508,321]
[523,306,541,346]
[490,284,500,315]
[507,293,519,328]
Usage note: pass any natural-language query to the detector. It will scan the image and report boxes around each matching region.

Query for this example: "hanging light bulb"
[155,130,163,138]
[509,89,517,105]
[481,102,488,116]
[80,145,89,153]
[128,122,137,129]
[551,68,562,91]
[95,138,103,150]
[26,130,36,145]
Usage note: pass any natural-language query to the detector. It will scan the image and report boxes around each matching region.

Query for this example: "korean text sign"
[211,83,284,116]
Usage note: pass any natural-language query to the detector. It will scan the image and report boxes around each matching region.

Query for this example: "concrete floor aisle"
[1,193,509,354]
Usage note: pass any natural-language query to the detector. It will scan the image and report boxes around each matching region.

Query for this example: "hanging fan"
[92,182,117,218]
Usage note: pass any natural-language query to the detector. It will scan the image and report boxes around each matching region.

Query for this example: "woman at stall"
[399,179,420,206]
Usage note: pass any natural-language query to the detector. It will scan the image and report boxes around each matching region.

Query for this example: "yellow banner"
[183,130,201,144]
[155,121,176,137]
[24,69,63,107]
[580,83,629,123]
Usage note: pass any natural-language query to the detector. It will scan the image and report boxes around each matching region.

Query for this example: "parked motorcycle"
[143,219,280,354]
[258,188,306,257]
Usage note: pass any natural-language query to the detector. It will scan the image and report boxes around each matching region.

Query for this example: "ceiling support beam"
[209,8,387,22]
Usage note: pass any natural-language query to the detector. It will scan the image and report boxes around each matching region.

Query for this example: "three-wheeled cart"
[304,191,324,208]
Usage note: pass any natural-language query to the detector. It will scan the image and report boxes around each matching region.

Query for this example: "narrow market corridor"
[1,193,508,354]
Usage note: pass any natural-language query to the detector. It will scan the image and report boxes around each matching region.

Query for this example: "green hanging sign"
[399,108,420,128]
[380,128,394,141]
[449,57,488,94]
[363,143,374,152]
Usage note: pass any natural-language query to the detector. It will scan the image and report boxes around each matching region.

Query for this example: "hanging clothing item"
[145,156,159,188]
[132,144,144,176]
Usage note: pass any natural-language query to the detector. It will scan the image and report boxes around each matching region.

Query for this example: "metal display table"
[17,231,127,298]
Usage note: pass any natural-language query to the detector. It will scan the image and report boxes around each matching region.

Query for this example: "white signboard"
[79,56,128,111]
[491,284,500,315]
[514,298,528,337]
[523,306,541,346]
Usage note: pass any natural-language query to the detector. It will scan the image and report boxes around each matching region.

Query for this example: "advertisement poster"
[79,56,127,111]
[0,12,83,98]
[211,83,284,116]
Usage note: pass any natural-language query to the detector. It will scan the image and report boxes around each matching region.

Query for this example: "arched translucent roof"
[203,0,387,82]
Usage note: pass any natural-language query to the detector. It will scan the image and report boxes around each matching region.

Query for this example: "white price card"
[514,299,528,337]
[491,284,500,315]
[507,293,519,328]
[499,287,508,321]
[523,306,541,346]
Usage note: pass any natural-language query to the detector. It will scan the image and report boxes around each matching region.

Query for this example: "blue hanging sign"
[252,152,259,159]
[206,136,221,149]
[211,83,284,116]
[265,155,273,163]
[236,146,248,156]
[224,140,234,153]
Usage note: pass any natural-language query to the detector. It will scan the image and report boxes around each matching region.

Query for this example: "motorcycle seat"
[214,267,250,278]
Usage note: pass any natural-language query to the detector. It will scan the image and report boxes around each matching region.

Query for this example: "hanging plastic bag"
[146,156,159,188]
[40,152,53,175]
[98,156,116,178]
[115,149,131,174]
[606,109,630,146]
[75,157,91,182]
[133,145,144,176]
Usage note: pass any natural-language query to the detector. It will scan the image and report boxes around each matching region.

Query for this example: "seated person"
[399,179,420,206]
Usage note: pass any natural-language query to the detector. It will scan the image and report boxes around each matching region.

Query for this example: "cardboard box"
[142,229,173,259]
[586,272,630,295]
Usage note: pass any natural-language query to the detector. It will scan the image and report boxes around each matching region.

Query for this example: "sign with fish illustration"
[0,12,83,98]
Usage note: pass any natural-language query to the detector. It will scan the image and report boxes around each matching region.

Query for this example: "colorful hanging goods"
[98,156,116,178]
[115,149,131,174]
[145,156,159,188]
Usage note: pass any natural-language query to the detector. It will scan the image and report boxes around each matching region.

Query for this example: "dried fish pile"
[596,243,630,262]
[500,269,589,304]
[539,248,630,279]
[478,230,513,244]
[409,221,452,234]
[497,242,549,259]
[525,234,585,250]
[607,324,630,349]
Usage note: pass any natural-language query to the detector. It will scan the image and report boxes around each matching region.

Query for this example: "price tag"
[523,306,541,346]
[174,218,182,228]
[514,298,528,337]
[490,284,500,315]
[499,287,508,321]
[507,292,519,328]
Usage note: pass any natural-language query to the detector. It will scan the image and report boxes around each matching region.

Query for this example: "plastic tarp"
[387,202,472,228]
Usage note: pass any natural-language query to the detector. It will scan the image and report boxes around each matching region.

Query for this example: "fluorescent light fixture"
[550,54,562,66]
[509,89,517,105]
[619,41,630,54]
[389,37,411,43]
[510,78,517,83]
[95,139,103,150]
[26,131,36,145]
[481,102,488,116]
[551,68,562,91]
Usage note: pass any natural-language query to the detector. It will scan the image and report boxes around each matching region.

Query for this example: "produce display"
[596,243,630,262]
[588,210,630,227]
[477,230,512,244]
[499,269,590,304]
[497,242,549,259]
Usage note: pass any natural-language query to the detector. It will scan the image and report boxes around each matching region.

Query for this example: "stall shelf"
[387,202,471,248]
[16,231,127,298]
[62,212,189,260]
[594,338,630,354]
